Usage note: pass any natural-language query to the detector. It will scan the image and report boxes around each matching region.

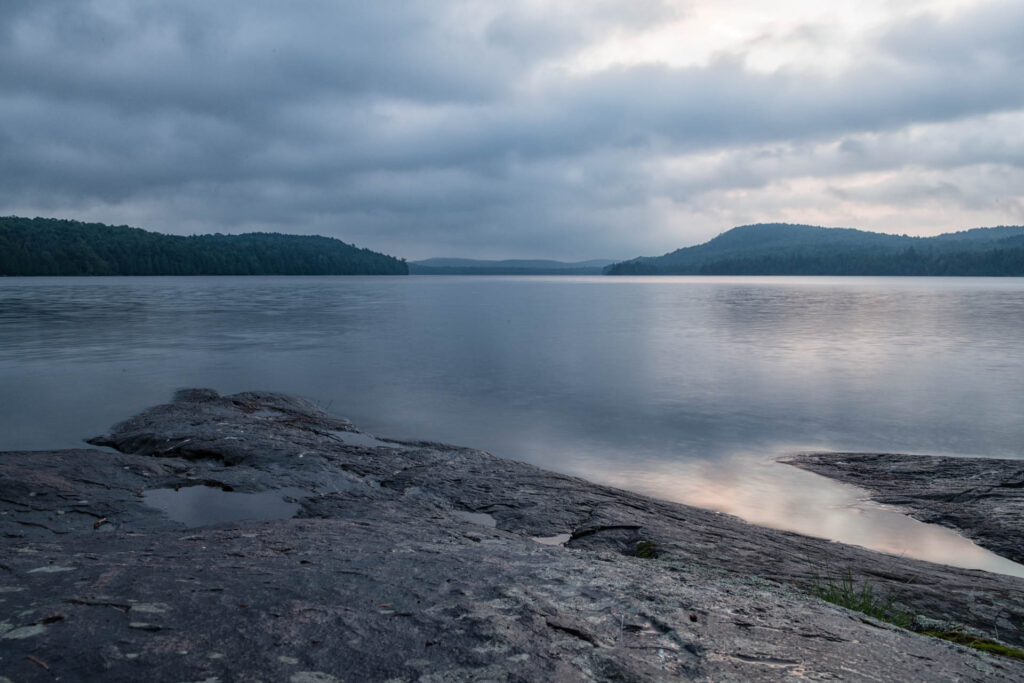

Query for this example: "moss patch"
[809,567,1024,662]
[923,631,1024,661]
[634,541,657,559]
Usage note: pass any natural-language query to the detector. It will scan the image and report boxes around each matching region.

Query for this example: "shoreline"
[2,389,1022,680]
[782,452,1024,566]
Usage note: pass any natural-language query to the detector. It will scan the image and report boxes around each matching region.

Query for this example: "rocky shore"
[783,452,1024,566]
[2,390,1023,681]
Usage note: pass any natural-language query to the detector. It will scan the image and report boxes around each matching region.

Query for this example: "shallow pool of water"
[142,486,309,527]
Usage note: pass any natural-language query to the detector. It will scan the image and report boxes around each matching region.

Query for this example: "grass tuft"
[809,565,1024,662]
[809,568,914,629]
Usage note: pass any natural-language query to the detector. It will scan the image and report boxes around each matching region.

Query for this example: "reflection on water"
[532,534,572,547]
[452,510,497,528]
[142,486,309,527]
[3,276,1024,574]
[593,449,1024,578]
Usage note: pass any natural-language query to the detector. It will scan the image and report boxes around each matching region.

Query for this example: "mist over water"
[2,275,1023,574]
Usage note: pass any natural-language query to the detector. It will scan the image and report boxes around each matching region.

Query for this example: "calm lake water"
[2,275,1023,575]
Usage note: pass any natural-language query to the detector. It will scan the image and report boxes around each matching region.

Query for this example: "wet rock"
[0,625,46,640]
[783,452,1024,565]
[1,390,1022,681]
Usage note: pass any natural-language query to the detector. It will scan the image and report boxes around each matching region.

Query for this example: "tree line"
[610,246,1024,276]
[606,223,1024,276]
[0,217,408,276]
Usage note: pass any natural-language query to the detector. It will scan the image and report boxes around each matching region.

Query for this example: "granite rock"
[1,390,1022,681]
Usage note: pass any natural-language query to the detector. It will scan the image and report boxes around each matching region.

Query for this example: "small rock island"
[1,390,1022,681]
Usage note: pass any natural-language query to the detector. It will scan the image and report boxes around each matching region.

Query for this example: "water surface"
[142,486,308,527]
[2,275,1023,574]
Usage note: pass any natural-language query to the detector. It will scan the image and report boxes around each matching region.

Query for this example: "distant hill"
[0,216,408,276]
[605,223,1024,276]
[410,258,615,275]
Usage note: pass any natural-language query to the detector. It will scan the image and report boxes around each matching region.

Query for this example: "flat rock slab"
[783,453,1024,565]
[1,390,1023,681]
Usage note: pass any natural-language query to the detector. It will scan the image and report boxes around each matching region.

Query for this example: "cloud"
[879,0,1024,68]
[0,0,1021,259]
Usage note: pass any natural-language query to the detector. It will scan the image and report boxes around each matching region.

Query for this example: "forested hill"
[605,223,1024,276]
[0,217,408,276]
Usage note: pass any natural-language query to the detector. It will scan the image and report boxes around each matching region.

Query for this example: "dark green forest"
[606,223,1024,276]
[0,217,408,276]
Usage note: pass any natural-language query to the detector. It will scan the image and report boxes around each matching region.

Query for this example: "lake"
[2,275,1023,576]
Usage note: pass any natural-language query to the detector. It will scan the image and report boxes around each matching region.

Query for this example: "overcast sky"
[1,1,1022,260]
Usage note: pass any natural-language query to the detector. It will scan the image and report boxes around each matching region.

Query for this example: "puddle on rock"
[532,533,572,546]
[142,486,309,528]
[452,510,497,528]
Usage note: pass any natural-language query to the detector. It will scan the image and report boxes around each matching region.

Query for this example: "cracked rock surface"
[1,390,1023,681]
[783,452,1024,565]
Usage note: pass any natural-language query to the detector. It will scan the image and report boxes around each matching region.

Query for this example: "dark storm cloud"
[0,0,1021,258]
[0,3,516,128]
